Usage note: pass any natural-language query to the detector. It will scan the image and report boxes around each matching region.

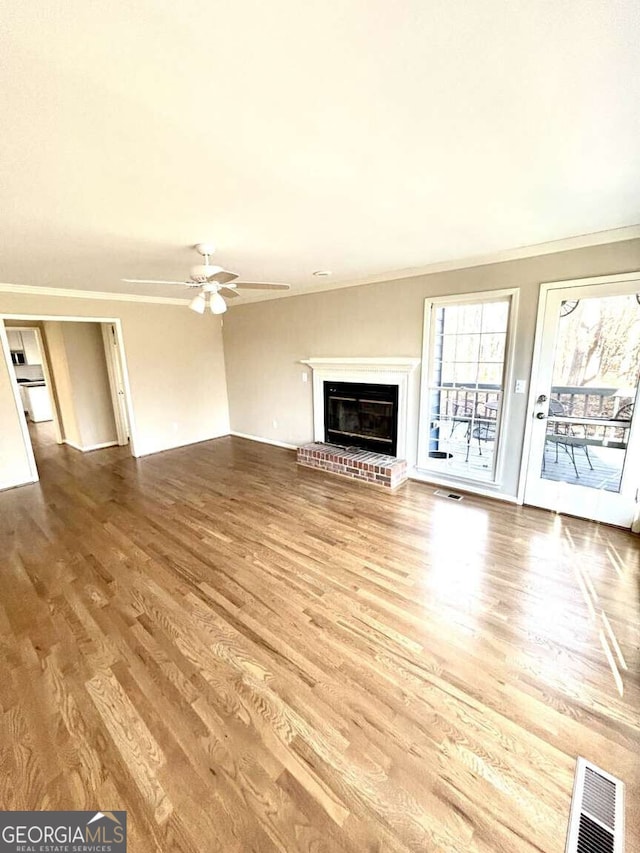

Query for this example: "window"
[418,291,516,484]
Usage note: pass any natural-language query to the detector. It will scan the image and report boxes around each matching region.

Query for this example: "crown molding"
[318,225,640,295]
[0,282,190,305]
[228,224,640,307]
[301,224,640,293]
[2,224,639,308]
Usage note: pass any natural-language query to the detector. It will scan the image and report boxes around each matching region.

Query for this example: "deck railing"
[548,386,634,447]
[437,383,634,446]
[550,386,633,419]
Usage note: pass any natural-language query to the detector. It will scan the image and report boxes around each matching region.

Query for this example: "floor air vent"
[566,758,624,853]
[433,489,463,501]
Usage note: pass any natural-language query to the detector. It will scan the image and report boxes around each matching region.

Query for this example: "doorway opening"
[1,315,136,484]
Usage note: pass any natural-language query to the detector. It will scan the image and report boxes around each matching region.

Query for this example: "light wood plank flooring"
[0,425,638,852]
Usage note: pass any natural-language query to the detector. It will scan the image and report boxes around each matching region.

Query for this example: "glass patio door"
[524,276,640,527]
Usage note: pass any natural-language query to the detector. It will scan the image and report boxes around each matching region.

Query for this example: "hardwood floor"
[1,425,638,852]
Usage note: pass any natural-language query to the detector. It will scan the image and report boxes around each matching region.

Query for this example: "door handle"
[536,412,546,420]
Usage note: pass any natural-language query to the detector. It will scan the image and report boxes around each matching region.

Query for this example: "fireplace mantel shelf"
[301,357,420,373]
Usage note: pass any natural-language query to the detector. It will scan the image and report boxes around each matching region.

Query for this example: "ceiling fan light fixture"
[210,292,227,315]
[188,292,206,314]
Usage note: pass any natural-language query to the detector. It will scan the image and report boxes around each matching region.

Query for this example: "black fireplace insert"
[324,381,399,456]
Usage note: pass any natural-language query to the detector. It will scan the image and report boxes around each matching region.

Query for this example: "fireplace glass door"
[324,382,398,455]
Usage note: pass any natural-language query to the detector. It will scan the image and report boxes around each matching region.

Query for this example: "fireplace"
[302,357,421,464]
[324,381,399,456]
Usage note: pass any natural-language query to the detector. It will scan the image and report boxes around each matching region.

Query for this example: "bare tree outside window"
[553,295,640,402]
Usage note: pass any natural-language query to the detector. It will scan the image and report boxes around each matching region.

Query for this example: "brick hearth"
[297,442,408,489]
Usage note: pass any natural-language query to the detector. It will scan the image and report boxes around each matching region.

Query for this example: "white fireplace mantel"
[301,357,421,461]
[301,357,421,373]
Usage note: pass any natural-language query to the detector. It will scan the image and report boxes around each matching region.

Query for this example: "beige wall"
[0,293,230,489]
[223,238,640,499]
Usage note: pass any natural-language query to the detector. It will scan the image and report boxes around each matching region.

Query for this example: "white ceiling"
[1,1,639,304]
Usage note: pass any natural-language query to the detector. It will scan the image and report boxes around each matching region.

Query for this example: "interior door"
[524,276,640,527]
[101,323,130,445]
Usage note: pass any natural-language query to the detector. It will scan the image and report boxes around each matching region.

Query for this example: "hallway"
[26,419,130,482]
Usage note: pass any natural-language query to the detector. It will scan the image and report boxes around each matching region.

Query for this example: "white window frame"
[416,288,519,488]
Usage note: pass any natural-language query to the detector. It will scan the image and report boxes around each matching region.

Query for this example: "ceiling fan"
[122,243,290,314]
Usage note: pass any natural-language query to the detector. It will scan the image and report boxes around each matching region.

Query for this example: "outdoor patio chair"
[465,400,498,461]
[544,399,593,478]
[471,420,496,453]
[448,400,474,438]
[615,402,634,420]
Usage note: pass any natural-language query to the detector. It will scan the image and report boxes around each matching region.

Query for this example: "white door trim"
[517,270,640,511]
[0,323,39,485]
[101,323,130,446]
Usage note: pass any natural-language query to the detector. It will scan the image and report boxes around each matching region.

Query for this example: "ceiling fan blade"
[233,282,291,290]
[220,286,240,299]
[206,269,239,285]
[122,278,196,286]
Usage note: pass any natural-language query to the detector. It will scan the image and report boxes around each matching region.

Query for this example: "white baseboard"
[84,441,119,451]
[231,431,297,451]
[63,439,119,453]
[409,468,520,504]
